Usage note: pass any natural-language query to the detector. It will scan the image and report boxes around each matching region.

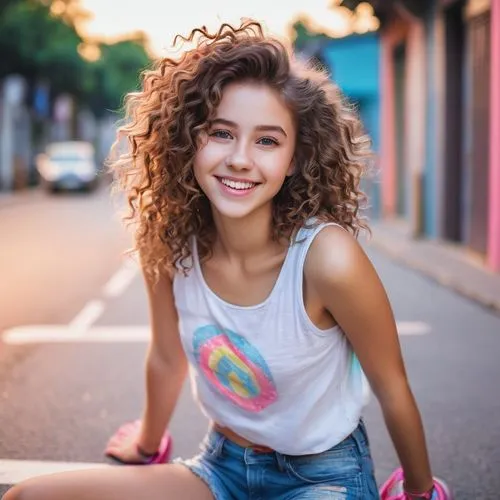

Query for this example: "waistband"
[205,419,369,458]
[212,423,274,453]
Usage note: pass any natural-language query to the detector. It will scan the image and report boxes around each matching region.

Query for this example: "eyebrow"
[210,118,288,137]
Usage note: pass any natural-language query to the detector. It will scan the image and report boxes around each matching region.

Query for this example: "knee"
[3,482,41,500]
[3,484,23,500]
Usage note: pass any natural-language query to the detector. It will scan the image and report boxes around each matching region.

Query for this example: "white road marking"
[102,261,138,298]
[0,459,109,484]
[2,326,150,345]
[1,263,145,485]
[68,300,105,331]
[397,321,431,335]
[2,322,430,345]
[0,320,431,484]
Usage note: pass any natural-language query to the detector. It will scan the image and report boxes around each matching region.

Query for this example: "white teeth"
[220,178,256,190]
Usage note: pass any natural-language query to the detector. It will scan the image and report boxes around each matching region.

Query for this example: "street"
[0,186,499,500]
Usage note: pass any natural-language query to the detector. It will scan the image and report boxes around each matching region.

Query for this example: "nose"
[226,142,253,171]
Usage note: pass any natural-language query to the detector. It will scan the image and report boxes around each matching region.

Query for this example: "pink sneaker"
[379,467,453,500]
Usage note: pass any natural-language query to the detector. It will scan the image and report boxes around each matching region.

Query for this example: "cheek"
[193,148,211,180]
[194,142,222,172]
[262,150,294,182]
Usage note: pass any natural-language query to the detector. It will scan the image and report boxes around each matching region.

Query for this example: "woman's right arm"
[136,263,188,455]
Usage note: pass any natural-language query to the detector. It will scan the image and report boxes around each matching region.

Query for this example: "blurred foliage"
[86,37,151,117]
[0,0,87,93]
[291,19,330,52]
[0,0,151,116]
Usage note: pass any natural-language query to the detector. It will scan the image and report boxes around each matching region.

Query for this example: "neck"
[211,205,279,260]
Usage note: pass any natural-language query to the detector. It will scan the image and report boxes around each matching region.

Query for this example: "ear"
[286,160,295,177]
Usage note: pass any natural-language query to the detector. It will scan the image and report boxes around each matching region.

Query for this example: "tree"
[290,18,330,52]
[0,0,85,94]
[83,36,151,118]
[0,0,152,116]
[47,0,92,28]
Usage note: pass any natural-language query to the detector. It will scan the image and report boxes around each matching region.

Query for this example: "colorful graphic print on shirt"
[192,325,278,412]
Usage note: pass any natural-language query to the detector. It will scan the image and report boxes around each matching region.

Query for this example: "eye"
[209,129,233,140]
[257,137,279,146]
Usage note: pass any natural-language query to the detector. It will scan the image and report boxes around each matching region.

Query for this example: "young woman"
[5,20,438,500]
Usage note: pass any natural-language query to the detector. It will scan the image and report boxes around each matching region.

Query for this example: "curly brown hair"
[110,19,372,281]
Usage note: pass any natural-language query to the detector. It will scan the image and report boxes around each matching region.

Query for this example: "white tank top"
[173,222,369,455]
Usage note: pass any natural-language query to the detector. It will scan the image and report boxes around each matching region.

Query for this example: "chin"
[206,194,270,219]
[211,203,257,220]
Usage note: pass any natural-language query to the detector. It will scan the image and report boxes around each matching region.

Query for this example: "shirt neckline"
[192,236,294,311]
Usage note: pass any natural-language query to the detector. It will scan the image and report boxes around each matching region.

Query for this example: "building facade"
[378,0,500,272]
[319,33,382,217]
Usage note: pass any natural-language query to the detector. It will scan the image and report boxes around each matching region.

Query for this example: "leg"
[3,463,213,500]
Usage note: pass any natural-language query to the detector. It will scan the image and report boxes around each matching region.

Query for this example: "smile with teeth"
[218,177,258,190]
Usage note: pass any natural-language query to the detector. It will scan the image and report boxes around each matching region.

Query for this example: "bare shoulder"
[305,225,373,291]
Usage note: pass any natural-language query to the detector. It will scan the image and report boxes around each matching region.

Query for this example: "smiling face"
[193,81,296,221]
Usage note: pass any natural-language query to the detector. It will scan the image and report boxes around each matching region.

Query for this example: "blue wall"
[320,33,381,216]
[423,5,439,238]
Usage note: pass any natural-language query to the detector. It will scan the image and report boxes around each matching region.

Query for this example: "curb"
[370,238,500,315]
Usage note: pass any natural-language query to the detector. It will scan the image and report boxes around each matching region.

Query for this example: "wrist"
[136,443,159,463]
[136,443,158,456]
[137,429,161,456]
[404,483,435,499]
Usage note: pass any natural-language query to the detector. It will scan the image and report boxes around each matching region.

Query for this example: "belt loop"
[275,451,287,472]
[210,432,226,458]
[359,418,372,448]
[351,420,365,457]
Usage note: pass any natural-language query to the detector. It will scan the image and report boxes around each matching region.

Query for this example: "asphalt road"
[0,186,499,499]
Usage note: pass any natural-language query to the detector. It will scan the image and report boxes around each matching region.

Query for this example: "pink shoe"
[379,467,453,500]
[105,420,172,465]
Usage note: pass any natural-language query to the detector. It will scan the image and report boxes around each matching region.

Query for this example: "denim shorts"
[174,420,380,499]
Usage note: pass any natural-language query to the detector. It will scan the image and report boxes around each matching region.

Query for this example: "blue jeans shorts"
[174,420,380,499]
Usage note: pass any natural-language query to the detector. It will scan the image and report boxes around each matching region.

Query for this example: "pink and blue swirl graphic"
[193,325,277,412]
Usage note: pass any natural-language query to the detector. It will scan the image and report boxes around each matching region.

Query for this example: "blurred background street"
[1,1,500,499]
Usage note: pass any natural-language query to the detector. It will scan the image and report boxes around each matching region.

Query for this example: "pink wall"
[488,0,500,271]
[404,21,427,235]
[379,10,419,220]
[380,33,397,217]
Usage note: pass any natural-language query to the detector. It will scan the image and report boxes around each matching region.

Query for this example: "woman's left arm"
[307,226,434,494]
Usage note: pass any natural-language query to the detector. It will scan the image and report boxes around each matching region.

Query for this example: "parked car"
[36,141,99,192]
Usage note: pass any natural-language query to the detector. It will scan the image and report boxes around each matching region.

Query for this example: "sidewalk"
[369,218,500,313]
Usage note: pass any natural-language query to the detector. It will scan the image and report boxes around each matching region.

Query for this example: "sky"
[79,0,363,56]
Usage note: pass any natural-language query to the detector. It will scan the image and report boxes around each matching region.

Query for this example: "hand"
[105,421,158,465]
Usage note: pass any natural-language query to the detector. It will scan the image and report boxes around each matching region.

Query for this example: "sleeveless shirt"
[172,222,369,455]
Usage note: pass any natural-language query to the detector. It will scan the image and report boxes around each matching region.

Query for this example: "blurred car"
[36,141,99,192]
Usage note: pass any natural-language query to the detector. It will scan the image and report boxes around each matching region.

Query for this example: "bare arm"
[137,263,188,454]
[307,226,434,494]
